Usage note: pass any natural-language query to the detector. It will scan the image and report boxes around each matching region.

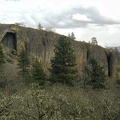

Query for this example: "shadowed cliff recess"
[0,23,120,78]
[2,32,17,53]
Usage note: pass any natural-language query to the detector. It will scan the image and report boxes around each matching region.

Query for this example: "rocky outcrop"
[0,24,120,77]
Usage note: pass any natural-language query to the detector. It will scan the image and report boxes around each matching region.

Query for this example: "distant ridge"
[110,46,120,52]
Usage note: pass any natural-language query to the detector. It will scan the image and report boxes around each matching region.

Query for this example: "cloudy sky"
[0,0,120,47]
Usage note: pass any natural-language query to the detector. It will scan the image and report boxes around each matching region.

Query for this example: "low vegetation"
[0,84,120,120]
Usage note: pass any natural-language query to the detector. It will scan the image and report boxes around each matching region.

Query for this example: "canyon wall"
[0,24,120,77]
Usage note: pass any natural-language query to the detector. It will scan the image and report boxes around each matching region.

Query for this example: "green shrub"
[0,85,119,120]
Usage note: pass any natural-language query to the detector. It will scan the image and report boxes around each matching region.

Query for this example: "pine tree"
[91,37,98,45]
[31,59,46,86]
[71,32,76,40]
[18,48,30,82]
[88,58,106,89]
[50,36,77,86]
[38,23,43,30]
[68,32,76,40]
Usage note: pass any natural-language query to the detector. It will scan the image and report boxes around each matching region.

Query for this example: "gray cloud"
[1,4,120,29]
[29,7,120,29]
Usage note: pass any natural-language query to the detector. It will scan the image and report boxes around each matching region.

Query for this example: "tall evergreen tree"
[50,36,77,86]
[88,58,106,89]
[68,32,76,40]
[71,32,76,40]
[91,37,97,45]
[31,59,46,85]
[38,23,43,30]
[18,48,30,82]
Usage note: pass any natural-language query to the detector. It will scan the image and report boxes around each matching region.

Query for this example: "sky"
[0,0,120,47]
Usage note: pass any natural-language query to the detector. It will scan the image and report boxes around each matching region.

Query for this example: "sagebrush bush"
[0,84,119,120]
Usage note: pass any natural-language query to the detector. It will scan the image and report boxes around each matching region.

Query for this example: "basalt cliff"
[0,24,120,78]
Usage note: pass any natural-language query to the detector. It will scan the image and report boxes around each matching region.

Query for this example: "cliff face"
[0,24,120,77]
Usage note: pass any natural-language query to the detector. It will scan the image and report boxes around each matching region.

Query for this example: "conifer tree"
[71,32,76,40]
[50,36,77,86]
[31,59,46,85]
[68,32,76,40]
[88,58,106,89]
[18,48,30,82]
